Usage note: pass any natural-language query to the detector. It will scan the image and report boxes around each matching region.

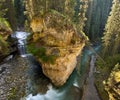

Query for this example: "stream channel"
[24,45,101,100]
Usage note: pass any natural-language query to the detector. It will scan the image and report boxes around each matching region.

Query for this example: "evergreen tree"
[102,0,120,55]
[64,0,75,19]
[74,0,89,38]
[84,0,112,41]
[25,0,75,20]
[0,0,6,17]
[4,0,17,30]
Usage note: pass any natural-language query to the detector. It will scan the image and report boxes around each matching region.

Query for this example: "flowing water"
[11,31,30,57]
[24,45,101,100]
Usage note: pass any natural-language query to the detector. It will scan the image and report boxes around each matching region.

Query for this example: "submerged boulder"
[28,11,85,86]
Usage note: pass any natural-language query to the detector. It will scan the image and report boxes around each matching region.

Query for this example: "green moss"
[40,55,57,64]
[27,44,57,64]
[0,35,9,55]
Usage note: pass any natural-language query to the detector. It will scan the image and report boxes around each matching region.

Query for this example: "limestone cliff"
[27,11,85,86]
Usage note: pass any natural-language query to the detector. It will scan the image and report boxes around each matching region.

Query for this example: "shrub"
[27,44,57,64]
[0,35,9,55]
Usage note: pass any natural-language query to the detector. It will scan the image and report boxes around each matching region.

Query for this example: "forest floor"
[82,55,101,100]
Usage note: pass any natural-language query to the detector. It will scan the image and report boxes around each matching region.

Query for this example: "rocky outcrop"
[28,11,85,86]
[41,45,85,86]
[104,63,120,100]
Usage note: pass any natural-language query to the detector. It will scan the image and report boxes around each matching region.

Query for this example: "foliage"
[102,0,120,55]
[104,63,120,100]
[7,87,17,100]
[14,0,25,27]
[64,0,75,19]
[96,54,120,70]
[25,0,75,20]
[84,0,112,41]
[1,0,16,30]
[74,0,88,31]
[0,18,11,56]
[27,44,57,64]
[0,2,11,57]
[0,35,9,55]
[0,18,11,31]
[0,0,7,17]
[95,54,120,100]
[25,0,89,42]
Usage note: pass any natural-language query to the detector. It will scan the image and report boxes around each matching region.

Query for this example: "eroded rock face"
[42,44,85,86]
[29,11,85,86]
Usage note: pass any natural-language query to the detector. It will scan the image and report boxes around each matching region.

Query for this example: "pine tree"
[102,0,120,55]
